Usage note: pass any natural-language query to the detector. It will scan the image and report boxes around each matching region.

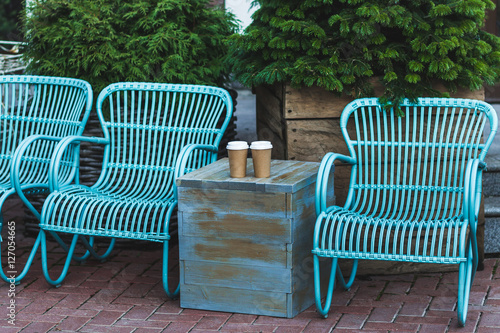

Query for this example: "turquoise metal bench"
[0,75,94,284]
[38,82,233,298]
[313,97,498,326]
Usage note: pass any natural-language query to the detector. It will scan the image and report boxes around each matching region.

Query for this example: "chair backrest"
[340,97,498,221]
[0,75,92,186]
[94,82,233,200]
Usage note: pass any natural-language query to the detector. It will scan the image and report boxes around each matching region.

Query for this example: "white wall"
[226,0,258,32]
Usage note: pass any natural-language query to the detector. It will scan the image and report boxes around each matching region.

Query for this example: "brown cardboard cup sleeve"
[250,141,273,178]
[227,141,249,178]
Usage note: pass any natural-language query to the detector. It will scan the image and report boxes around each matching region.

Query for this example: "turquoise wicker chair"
[38,82,233,298]
[313,97,498,326]
[0,75,94,284]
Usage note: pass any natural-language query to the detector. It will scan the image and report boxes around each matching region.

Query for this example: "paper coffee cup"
[227,141,249,178]
[250,141,273,178]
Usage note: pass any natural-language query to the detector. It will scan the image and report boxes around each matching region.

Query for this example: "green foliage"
[0,0,23,40]
[230,0,500,114]
[23,0,237,96]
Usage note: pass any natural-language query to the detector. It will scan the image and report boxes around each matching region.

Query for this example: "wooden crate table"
[176,158,330,318]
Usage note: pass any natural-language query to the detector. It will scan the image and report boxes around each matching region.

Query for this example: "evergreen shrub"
[230,0,500,113]
[23,0,237,95]
[0,0,23,40]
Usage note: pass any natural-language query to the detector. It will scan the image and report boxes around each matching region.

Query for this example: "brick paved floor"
[1,197,500,332]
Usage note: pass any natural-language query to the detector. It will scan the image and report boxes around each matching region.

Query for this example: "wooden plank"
[182,260,292,292]
[286,118,349,162]
[177,159,319,193]
[437,83,485,100]
[180,211,292,243]
[179,235,288,268]
[286,112,483,164]
[255,85,281,120]
[249,159,318,192]
[256,87,285,143]
[177,187,287,218]
[255,85,286,160]
[283,79,385,120]
[286,177,321,221]
[263,161,319,193]
[284,85,353,119]
[179,221,318,272]
[286,118,477,162]
[257,116,286,160]
[181,260,330,318]
[283,82,483,120]
[175,160,231,189]
[180,284,289,317]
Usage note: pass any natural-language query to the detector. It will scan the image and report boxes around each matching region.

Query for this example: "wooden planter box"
[255,82,486,275]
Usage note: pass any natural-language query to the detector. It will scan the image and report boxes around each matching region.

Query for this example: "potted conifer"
[230,0,500,161]
[23,0,236,98]
[22,0,237,169]
[230,0,500,274]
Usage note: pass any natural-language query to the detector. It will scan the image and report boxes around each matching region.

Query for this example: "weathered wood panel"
[180,284,289,317]
[183,261,292,292]
[180,262,329,318]
[179,211,292,243]
[283,82,484,120]
[435,83,485,100]
[286,118,347,162]
[177,187,287,218]
[287,184,316,223]
[179,233,320,271]
[284,85,354,119]
[176,159,320,193]
[179,235,289,268]
[256,85,286,159]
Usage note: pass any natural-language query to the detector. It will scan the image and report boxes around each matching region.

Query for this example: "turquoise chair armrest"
[316,152,357,216]
[10,135,67,219]
[175,144,218,178]
[174,144,218,198]
[49,135,110,192]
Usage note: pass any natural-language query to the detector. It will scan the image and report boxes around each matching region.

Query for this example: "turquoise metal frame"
[313,97,498,326]
[38,82,233,298]
[0,75,96,284]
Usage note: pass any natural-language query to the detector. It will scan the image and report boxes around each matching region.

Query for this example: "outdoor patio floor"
[1,197,500,333]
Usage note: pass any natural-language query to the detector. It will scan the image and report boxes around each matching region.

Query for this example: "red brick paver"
[1,198,500,332]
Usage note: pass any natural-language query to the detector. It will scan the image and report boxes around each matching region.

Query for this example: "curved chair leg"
[314,255,337,318]
[77,236,116,262]
[48,230,113,263]
[40,230,78,287]
[314,256,359,318]
[0,227,95,284]
[457,242,475,326]
[46,230,90,263]
[47,230,116,263]
[162,240,179,299]
[336,259,358,291]
[0,231,42,284]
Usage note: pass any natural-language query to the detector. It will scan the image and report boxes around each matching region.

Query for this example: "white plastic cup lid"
[250,141,273,150]
[227,141,249,150]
